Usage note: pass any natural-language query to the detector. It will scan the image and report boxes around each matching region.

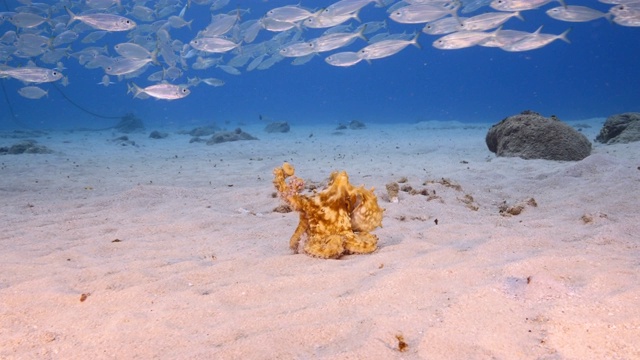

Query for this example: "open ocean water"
[0,0,638,131]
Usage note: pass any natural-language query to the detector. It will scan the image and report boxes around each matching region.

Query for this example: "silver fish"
[217,64,242,75]
[500,26,571,51]
[0,66,63,83]
[490,0,565,11]
[432,29,497,49]
[324,0,383,17]
[390,3,460,24]
[105,57,153,75]
[85,0,121,10]
[201,13,238,37]
[65,7,136,32]
[18,86,48,99]
[99,74,114,86]
[266,5,315,22]
[358,33,421,60]
[613,15,640,27]
[310,26,367,52]
[190,37,241,53]
[546,6,609,22]
[200,77,225,86]
[261,17,299,32]
[609,2,640,18]
[128,82,190,100]
[325,51,363,66]
[423,16,468,35]
[304,11,360,28]
[458,11,523,31]
[479,29,529,47]
[279,42,316,57]
[9,12,48,28]
[114,42,154,60]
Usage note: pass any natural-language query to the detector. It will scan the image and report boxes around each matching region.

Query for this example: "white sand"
[1,119,639,359]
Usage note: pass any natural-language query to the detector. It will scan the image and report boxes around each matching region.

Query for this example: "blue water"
[1,0,638,131]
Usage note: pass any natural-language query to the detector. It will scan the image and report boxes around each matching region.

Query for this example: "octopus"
[273,162,384,259]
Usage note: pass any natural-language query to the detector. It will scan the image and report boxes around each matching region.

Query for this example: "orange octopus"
[273,162,384,259]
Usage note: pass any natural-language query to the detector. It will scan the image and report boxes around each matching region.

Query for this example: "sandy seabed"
[1,119,638,359]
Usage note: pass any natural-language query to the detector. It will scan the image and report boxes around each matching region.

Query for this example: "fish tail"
[127,82,144,98]
[356,24,368,42]
[64,6,77,27]
[150,48,160,65]
[411,32,422,50]
[514,11,524,21]
[353,9,362,23]
[559,27,572,44]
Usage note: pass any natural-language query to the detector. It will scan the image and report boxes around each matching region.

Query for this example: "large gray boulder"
[486,111,592,161]
[596,112,640,144]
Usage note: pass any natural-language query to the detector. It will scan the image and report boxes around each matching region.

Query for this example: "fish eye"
[52,71,59,75]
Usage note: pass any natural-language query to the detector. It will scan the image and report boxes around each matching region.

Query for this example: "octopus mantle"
[273,162,383,259]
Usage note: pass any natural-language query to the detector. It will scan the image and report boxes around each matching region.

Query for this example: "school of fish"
[0,0,637,100]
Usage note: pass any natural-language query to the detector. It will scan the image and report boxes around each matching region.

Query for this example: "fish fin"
[449,1,462,24]
[603,12,613,24]
[514,11,524,21]
[558,27,572,44]
[353,9,361,23]
[557,0,567,9]
[64,6,77,27]
[533,25,543,35]
[411,32,421,50]
[150,48,160,65]
[127,82,146,98]
[355,24,368,42]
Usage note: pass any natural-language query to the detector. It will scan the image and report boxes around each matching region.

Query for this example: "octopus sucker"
[273,162,384,259]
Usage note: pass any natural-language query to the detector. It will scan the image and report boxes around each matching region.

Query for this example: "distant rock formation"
[486,110,592,161]
[595,112,640,144]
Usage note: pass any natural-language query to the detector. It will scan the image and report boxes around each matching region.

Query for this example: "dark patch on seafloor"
[149,130,169,139]
[0,139,53,154]
[114,113,145,133]
[206,128,258,145]
[264,121,290,133]
[177,125,221,137]
[110,135,137,146]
